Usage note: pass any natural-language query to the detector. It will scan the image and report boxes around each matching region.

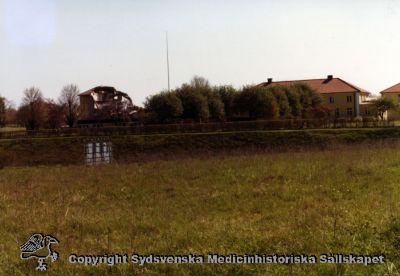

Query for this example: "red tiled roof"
[380,83,400,93]
[258,77,370,94]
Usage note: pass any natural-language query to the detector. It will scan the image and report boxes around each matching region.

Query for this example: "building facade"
[78,86,139,123]
[380,83,400,120]
[258,75,373,118]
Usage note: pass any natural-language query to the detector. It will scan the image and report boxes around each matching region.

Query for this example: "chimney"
[267,78,273,84]
[327,75,333,80]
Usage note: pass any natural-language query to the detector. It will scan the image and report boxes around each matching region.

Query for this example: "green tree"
[195,92,224,122]
[267,86,291,118]
[372,97,398,120]
[144,91,183,123]
[291,83,322,117]
[190,75,210,89]
[215,86,237,120]
[207,95,225,121]
[235,86,279,120]
[284,89,302,118]
[188,76,225,121]
[176,84,210,122]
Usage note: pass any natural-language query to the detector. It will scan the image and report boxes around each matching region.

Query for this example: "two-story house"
[380,83,400,120]
[258,75,372,118]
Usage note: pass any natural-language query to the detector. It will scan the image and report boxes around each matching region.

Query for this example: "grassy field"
[4,127,400,167]
[0,126,25,132]
[1,143,400,275]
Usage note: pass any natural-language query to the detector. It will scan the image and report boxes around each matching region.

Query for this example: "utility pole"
[166,31,170,92]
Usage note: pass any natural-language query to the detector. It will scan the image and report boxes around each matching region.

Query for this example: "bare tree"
[4,99,17,126]
[43,99,64,129]
[59,84,80,127]
[18,87,45,130]
[0,96,6,127]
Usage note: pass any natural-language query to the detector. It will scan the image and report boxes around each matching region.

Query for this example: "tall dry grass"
[0,144,399,274]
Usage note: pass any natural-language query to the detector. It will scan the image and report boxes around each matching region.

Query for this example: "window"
[335,108,340,117]
[365,107,370,115]
[347,108,353,116]
[329,96,335,103]
[347,95,352,102]
[397,94,400,102]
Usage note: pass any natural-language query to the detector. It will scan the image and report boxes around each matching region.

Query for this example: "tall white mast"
[166,31,170,92]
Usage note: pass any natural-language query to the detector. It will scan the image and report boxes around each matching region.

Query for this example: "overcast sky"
[1,0,400,106]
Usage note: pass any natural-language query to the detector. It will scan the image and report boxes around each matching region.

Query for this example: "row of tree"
[1,76,397,130]
[2,77,323,129]
[144,76,324,123]
[0,85,80,130]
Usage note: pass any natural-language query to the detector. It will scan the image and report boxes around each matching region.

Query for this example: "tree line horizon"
[0,76,396,130]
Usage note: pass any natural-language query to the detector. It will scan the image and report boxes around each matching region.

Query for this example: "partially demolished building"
[78,86,141,124]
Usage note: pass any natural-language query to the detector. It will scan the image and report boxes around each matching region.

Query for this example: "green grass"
[1,144,400,275]
[0,126,24,132]
[4,127,400,167]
